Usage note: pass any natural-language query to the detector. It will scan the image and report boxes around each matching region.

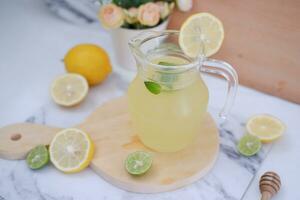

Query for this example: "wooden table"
[169,0,300,104]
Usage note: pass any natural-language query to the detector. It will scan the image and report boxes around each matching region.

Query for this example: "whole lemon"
[64,44,112,86]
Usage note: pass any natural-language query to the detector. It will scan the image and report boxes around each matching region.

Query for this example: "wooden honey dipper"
[259,171,281,200]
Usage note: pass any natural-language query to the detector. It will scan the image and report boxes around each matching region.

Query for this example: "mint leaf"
[144,81,161,95]
[158,61,177,66]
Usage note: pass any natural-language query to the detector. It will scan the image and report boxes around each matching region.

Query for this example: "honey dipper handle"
[261,192,272,200]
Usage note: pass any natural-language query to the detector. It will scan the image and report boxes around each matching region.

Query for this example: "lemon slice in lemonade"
[246,114,285,143]
[50,73,89,107]
[49,128,94,173]
[179,12,224,57]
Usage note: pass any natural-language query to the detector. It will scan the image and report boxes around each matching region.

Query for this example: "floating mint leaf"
[144,81,161,95]
[158,61,177,66]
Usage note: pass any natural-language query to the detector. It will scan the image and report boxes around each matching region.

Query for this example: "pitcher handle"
[200,58,238,120]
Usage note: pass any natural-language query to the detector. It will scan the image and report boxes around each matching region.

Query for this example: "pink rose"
[99,4,124,29]
[138,2,160,26]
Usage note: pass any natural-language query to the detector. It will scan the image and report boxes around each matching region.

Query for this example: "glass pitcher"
[128,30,238,152]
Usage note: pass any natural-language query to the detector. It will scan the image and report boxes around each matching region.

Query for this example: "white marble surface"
[0,96,272,200]
[0,0,300,199]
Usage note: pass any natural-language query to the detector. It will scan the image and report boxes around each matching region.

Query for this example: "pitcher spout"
[128,37,140,57]
[128,30,178,63]
[128,31,157,56]
[128,31,156,63]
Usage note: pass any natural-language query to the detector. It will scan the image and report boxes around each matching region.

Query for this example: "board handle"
[0,123,60,160]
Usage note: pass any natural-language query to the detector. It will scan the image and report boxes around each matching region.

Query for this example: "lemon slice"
[49,128,94,173]
[246,114,285,143]
[50,73,89,107]
[179,12,224,57]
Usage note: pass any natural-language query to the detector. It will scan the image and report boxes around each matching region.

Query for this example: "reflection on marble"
[0,73,271,200]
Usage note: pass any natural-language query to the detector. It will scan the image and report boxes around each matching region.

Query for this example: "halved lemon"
[179,12,224,57]
[246,114,285,143]
[50,73,88,107]
[49,128,94,173]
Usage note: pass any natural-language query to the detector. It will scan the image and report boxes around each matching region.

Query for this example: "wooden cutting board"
[0,96,219,193]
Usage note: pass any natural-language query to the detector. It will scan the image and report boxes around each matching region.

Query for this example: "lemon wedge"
[50,73,88,107]
[179,12,224,57]
[246,114,285,143]
[49,128,94,173]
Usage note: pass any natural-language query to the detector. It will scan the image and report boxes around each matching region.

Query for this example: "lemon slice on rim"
[49,128,94,173]
[50,73,88,107]
[246,114,285,143]
[179,12,224,57]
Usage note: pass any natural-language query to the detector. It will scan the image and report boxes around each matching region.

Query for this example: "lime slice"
[237,134,262,157]
[125,151,153,175]
[26,145,50,169]
[246,114,285,143]
[50,73,89,107]
[179,12,224,57]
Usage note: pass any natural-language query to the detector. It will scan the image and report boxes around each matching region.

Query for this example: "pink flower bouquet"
[98,0,192,29]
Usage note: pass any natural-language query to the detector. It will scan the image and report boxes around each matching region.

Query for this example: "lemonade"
[128,54,209,152]
[128,26,237,152]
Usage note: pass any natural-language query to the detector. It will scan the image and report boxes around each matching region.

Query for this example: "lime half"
[26,145,50,169]
[237,134,262,156]
[125,151,153,175]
